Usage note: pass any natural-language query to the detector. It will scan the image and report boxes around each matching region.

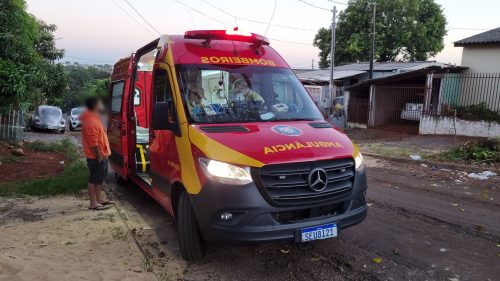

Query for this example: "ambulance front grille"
[253,158,355,207]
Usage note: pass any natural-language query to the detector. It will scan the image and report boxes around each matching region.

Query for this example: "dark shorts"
[87,158,108,185]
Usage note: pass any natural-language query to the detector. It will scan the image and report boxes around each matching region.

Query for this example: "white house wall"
[419,115,500,137]
[461,46,500,73]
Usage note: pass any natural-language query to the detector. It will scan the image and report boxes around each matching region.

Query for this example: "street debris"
[410,155,422,161]
[10,148,26,157]
[468,171,497,180]
[439,248,448,252]
[280,249,290,254]
[372,257,383,264]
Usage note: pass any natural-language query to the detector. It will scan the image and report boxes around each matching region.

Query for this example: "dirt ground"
[1,130,499,281]
[0,143,66,184]
[0,194,156,281]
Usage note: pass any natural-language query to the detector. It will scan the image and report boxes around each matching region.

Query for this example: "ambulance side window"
[153,69,177,125]
[111,81,125,113]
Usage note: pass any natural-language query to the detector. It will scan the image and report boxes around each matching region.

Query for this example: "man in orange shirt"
[81,97,113,210]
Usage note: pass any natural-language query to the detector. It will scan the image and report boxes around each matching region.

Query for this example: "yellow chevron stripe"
[189,127,265,168]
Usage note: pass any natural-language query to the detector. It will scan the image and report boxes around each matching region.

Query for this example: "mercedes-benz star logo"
[307,168,328,192]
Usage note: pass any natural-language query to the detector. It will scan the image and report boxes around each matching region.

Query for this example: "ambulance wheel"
[177,191,206,261]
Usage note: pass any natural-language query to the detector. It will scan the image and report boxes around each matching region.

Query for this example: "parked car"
[400,103,423,121]
[69,107,85,131]
[29,105,66,133]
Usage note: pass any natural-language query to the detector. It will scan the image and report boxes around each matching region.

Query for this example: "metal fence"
[428,73,500,118]
[0,110,25,142]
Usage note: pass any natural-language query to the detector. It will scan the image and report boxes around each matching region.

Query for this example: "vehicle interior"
[131,49,155,185]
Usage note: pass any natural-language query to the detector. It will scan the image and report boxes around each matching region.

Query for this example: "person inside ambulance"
[186,87,204,116]
[229,78,265,106]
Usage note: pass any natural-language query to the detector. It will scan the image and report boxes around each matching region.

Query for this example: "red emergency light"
[184,29,270,46]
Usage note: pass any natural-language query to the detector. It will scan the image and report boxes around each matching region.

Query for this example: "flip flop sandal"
[89,205,110,211]
[101,200,115,205]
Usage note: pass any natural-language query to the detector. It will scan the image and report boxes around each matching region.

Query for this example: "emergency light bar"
[184,30,270,45]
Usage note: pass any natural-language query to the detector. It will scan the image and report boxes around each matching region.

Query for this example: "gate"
[371,84,426,134]
[0,110,25,142]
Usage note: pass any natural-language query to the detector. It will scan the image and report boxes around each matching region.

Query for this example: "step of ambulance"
[135,144,150,173]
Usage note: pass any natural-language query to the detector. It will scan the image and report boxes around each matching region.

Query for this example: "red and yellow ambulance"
[108,30,367,261]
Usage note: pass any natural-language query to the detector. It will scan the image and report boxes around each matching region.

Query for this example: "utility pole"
[369,2,376,79]
[329,5,337,94]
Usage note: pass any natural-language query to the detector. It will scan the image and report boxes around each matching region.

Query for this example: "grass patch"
[0,139,88,196]
[437,139,500,165]
[0,155,23,164]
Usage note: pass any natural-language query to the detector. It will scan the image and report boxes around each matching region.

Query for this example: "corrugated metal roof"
[454,27,500,46]
[295,69,365,81]
[294,61,453,82]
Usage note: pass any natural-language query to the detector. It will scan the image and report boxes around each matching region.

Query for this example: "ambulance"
[108,29,367,261]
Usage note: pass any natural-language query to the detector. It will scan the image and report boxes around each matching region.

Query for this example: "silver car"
[30,105,66,133]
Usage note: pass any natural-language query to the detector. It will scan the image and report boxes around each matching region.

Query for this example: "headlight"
[199,158,253,185]
[354,152,364,169]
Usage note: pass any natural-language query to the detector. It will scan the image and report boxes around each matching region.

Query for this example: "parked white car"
[69,107,85,131]
[400,103,423,121]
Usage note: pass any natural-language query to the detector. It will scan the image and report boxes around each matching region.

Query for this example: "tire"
[60,129,65,134]
[177,191,206,261]
[69,124,75,131]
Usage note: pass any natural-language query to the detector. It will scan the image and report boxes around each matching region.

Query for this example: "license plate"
[301,223,337,242]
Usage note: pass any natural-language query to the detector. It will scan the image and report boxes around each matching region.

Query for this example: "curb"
[364,152,500,174]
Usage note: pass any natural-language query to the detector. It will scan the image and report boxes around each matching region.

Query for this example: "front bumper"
[34,123,65,130]
[190,166,368,244]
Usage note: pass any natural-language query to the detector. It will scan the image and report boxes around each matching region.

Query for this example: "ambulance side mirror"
[152,102,172,131]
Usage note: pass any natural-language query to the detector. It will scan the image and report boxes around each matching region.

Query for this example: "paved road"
[107,156,500,281]
[25,131,499,280]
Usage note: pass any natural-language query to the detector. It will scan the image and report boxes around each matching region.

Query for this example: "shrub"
[455,103,500,123]
[441,138,500,164]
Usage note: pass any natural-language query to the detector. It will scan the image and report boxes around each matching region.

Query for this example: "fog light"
[220,212,233,221]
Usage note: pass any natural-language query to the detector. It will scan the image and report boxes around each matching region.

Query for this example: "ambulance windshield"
[176,65,323,124]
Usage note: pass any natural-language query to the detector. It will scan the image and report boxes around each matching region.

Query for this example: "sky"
[26,0,499,68]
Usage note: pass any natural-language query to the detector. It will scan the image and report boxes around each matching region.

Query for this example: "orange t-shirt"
[81,111,111,159]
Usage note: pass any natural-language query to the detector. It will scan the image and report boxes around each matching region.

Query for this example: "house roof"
[294,61,453,83]
[454,27,500,46]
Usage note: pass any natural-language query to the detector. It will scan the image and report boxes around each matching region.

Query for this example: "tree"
[313,0,447,68]
[0,0,39,108]
[0,0,66,110]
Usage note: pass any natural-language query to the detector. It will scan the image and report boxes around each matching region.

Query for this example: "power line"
[110,0,156,36]
[174,0,315,45]
[267,37,313,45]
[63,55,115,63]
[264,0,278,36]
[449,27,491,31]
[200,0,317,32]
[297,0,332,11]
[173,0,228,26]
[123,0,162,35]
[326,0,347,5]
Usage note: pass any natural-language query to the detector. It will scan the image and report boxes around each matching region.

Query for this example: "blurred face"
[94,100,105,113]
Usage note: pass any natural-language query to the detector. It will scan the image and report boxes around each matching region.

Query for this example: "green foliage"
[61,65,110,111]
[441,139,500,164]
[313,0,447,68]
[0,139,87,196]
[455,103,500,123]
[0,0,67,110]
